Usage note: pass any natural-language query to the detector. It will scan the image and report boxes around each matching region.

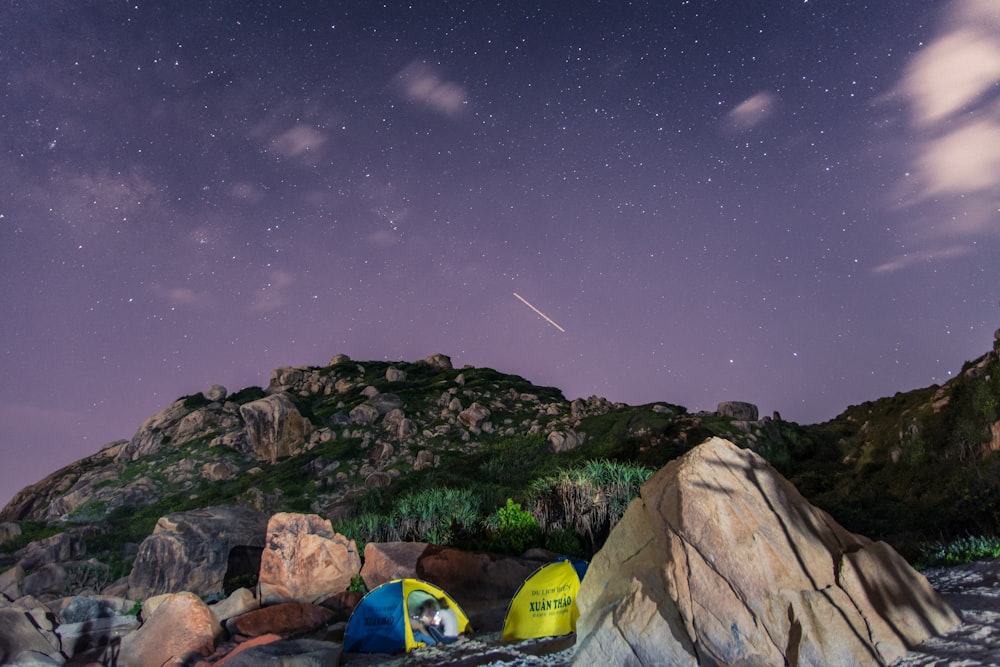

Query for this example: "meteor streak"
[512,292,566,333]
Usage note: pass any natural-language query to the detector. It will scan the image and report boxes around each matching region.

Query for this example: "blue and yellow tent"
[501,557,588,641]
[343,578,471,654]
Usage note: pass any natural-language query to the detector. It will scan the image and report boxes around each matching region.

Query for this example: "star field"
[2,0,999,506]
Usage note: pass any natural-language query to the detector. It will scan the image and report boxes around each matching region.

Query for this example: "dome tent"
[343,578,472,654]
[501,556,588,641]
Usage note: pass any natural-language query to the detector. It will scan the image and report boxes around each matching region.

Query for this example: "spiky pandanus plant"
[529,459,653,554]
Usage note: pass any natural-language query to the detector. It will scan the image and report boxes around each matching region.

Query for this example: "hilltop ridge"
[3,331,1000,569]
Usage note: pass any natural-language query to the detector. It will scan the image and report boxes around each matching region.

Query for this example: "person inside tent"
[407,592,440,647]
[410,604,438,646]
[434,597,461,643]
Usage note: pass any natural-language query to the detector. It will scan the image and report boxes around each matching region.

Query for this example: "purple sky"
[3,1,999,508]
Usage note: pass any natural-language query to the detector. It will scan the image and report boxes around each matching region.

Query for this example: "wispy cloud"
[901,29,1000,127]
[726,91,777,131]
[871,244,972,274]
[917,119,1000,197]
[269,124,328,159]
[394,62,467,117]
[250,270,294,312]
[874,0,1000,273]
[150,283,212,307]
[890,0,1000,212]
[229,182,265,202]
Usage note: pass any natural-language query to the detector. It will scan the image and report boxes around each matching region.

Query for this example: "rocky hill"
[3,329,1000,578]
[783,328,1000,554]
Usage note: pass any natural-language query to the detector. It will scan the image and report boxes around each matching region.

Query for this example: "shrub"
[530,459,652,554]
[918,535,1000,568]
[335,488,483,548]
[483,498,541,555]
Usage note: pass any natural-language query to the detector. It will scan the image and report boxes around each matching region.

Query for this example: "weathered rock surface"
[214,638,341,666]
[118,399,190,462]
[367,392,404,415]
[423,353,453,370]
[227,602,334,639]
[258,513,361,605]
[360,541,430,590]
[0,521,21,543]
[458,403,491,431]
[547,429,586,453]
[128,506,268,599]
[210,587,260,629]
[240,393,313,463]
[716,400,759,421]
[0,607,62,666]
[119,592,216,667]
[573,437,961,667]
[57,614,139,661]
[14,531,85,570]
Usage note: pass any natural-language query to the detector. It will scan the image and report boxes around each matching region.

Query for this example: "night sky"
[3,1,999,508]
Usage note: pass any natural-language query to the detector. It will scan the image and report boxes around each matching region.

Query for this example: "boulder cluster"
[1,438,960,666]
[0,509,548,665]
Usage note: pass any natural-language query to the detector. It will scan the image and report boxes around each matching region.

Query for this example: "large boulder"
[21,563,67,598]
[0,607,62,665]
[547,429,586,453]
[209,587,259,629]
[366,392,404,415]
[15,531,86,570]
[423,353,452,370]
[119,592,216,667]
[128,506,268,599]
[457,403,491,431]
[227,602,334,639]
[360,541,430,590]
[0,564,24,600]
[716,400,759,421]
[216,638,341,666]
[240,393,313,463]
[117,399,190,461]
[258,513,361,605]
[172,408,219,444]
[267,366,305,393]
[573,437,961,667]
[0,521,21,543]
[57,614,139,662]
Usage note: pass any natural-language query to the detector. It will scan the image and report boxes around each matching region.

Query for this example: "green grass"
[917,535,1000,568]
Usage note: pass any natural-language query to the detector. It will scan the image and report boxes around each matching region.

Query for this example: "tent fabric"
[501,557,588,641]
[343,578,472,654]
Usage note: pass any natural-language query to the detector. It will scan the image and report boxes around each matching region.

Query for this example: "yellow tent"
[501,558,586,641]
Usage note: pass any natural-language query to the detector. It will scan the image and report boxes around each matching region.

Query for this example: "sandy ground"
[891,558,1000,666]
[340,632,576,667]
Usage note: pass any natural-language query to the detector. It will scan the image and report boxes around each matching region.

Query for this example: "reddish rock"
[230,602,334,639]
[118,592,215,667]
[196,633,282,667]
[318,590,364,622]
[415,545,538,606]
[360,541,428,590]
